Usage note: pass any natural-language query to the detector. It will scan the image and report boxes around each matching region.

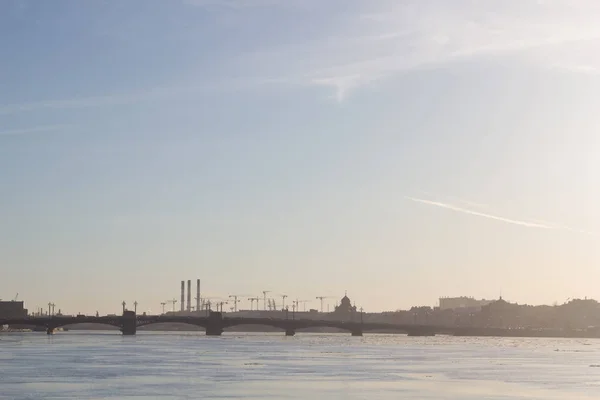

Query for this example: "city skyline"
[8,283,598,317]
[2,1,600,315]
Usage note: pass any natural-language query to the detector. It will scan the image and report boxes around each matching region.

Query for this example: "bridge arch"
[136,317,208,330]
[292,319,363,333]
[222,318,365,334]
[1,319,49,331]
[137,321,206,331]
[222,318,289,331]
[1,318,123,332]
[294,326,348,333]
[54,321,122,330]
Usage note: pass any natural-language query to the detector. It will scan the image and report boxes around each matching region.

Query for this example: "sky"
[1,0,600,316]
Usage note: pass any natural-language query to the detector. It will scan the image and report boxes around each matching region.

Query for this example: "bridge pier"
[407,327,435,337]
[351,329,363,337]
[121,311,137,335]
[285,328,295,336]
[206,311,223,336]
[206,327,223,336]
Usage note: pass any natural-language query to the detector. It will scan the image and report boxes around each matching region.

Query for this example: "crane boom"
[248,297,259,311]
[315,296,333,312]
[167,298,178,312]
[228,295,242,312]
[296,300,310,312]
[262,290,271,311]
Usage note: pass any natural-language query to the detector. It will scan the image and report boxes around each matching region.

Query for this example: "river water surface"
[1,332,599,399]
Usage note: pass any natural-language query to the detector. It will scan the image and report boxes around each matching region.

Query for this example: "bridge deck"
[1,315,436,334]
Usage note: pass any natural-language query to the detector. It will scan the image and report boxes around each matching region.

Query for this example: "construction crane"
[13,293,19,302]
[202,299,212,313]
[204,297,227,312]
[296,300,310,312]
[167,298,178,312]
[228,295,243,312]
[316,296,333,313]
[262,290,271,311]
[248,297,259,311]
[160,302,167,314]
[215,301,228,313]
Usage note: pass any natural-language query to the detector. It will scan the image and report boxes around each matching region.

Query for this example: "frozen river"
[1,332,599,399]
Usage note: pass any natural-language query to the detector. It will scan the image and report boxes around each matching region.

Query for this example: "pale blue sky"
[1,0,599,315]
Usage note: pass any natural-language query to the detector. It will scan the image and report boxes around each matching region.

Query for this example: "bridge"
[0,311,438,336]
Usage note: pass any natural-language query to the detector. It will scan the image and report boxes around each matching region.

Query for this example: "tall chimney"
[180,281,185,312]
[187,280,192,312]
[196,279,201,312]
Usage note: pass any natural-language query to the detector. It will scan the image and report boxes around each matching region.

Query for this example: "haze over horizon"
[1,0,599,315]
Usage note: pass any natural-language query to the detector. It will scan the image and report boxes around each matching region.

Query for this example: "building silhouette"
[0,301,27,318]
[332,293,357,321]
[439,296,493,311]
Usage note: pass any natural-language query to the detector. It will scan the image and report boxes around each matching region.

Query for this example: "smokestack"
[196,279,201,312]
[187,280,192,312]
[180,281,185,312]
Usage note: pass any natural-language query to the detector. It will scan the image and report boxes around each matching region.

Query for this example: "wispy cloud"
[0,124,71,137]
[6,1,600,113]
[405,196,556,229]
[0,78,269,116]
[0,85,200,116]
[550,63,600,75]
[236,0,600,101]
[183,0,286,8]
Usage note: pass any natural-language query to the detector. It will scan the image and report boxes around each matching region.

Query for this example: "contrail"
[416,190,491,211]
[405,196,555,229]
[557,225,596,236]
[0,124,69,136]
